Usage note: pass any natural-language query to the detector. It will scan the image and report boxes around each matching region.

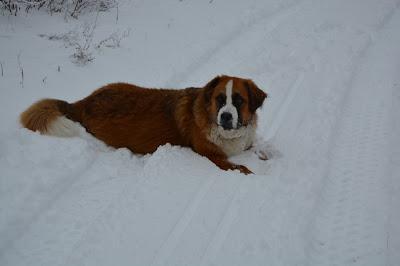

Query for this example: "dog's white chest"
[208,125,256,157]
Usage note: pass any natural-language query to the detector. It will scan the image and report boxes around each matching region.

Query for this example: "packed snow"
[1,0,400,265]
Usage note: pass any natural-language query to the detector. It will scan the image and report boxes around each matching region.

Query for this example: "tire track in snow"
[199,177,249,266]
[305,4,400,265]
[1,137,145,266]
[150,176,216,266]
[264,73,305,140]
[0,148,100,258]
[165,0,308,87]
[387,83,400,266]
[62,170,145,266]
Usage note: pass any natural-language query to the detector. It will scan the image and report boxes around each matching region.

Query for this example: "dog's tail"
[20,99,81,137]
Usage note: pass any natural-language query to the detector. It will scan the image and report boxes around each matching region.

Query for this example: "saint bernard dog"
[20,75,267,174]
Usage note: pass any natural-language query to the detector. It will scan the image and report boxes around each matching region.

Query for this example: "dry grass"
[1,0,116,18]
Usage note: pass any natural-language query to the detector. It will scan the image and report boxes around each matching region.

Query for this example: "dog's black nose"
[221,112,233,122]
[220,112,233,130]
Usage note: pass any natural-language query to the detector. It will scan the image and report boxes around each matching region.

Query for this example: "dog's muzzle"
[220,112,233,130]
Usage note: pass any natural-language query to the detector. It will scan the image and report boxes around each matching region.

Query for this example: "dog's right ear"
[204,76,221,103]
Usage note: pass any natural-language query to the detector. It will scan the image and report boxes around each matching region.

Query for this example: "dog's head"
[204,75,267,135]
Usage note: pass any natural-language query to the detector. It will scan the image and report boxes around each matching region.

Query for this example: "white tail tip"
[45,116,81,137]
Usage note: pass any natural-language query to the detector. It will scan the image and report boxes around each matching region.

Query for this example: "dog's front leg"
[208,155,253,175]
[192,137,253,174]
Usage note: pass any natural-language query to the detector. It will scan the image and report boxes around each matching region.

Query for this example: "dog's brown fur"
[20,75,267,174]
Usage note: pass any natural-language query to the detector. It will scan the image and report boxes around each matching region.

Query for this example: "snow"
[1,0,400,265]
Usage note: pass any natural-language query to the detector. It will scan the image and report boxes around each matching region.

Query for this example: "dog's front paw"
[234,164,253,175]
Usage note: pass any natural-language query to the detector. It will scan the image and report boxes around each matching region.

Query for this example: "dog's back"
[20,83,197,153]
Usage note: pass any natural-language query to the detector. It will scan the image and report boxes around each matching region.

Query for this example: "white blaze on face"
[217,79,238,129]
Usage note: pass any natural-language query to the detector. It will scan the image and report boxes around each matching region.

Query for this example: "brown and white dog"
[20,75,267,174]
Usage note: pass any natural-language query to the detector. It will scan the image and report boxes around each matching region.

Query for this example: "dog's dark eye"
[232,93,243,107]
[216,94,226,107]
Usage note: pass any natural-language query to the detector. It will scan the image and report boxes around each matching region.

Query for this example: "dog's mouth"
[216,124,246,139]
[217,121,242,131]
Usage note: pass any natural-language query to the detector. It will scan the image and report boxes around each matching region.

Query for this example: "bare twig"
[39,9,128,66]
[115,1,118,23]
[96,28,130,49]
[387,231,389,250]
[85,10,99,49]
[16,0,46,6]
[17,52,24,88]
[69,11,99,65]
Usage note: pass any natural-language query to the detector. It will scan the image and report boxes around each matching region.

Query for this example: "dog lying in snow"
[20,75,268,174]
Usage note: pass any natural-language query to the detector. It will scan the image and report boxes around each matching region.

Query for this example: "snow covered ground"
[1,0,400,265]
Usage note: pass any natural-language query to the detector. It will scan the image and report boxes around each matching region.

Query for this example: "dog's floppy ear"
[204,76,221,103]
[246,80,267,113]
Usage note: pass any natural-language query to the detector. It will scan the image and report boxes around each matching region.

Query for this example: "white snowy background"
[1,0,400,265]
